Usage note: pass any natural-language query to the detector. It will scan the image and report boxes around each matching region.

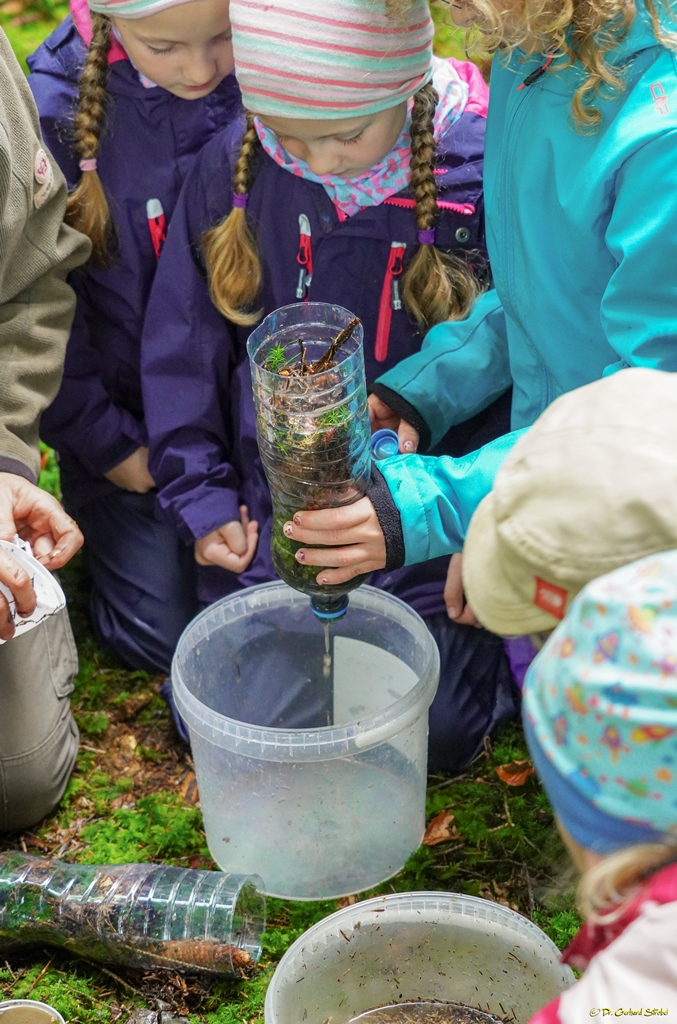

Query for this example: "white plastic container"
[264,892,574,1024]
[172,583,440,900]
[0,1002,65,1024]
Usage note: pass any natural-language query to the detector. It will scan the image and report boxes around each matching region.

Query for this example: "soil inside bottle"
[256,315,370,599]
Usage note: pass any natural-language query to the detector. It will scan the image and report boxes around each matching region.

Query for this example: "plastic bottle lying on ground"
[0,853,265,975]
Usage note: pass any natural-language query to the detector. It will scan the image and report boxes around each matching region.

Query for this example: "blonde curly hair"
[438,0,677,130]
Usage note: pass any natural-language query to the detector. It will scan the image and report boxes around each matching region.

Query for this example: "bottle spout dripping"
[310,593,349,621]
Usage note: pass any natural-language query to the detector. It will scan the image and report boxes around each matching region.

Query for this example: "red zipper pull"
[146,198,166,260]
[375,242,406,363]
[296,214,313,300]
[517,52,555,90]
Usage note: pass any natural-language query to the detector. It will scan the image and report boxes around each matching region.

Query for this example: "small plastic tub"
[0,1002,65,1024]
[172,583,440,900]
[264,892,574,1024]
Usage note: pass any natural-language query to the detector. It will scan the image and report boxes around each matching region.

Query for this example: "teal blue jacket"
[372,4,677,567]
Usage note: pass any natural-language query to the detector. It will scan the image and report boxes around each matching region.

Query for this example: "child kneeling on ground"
[28,0,242,676]
[143,0,517,769]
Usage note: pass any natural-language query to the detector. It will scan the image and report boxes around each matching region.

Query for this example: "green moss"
[74,710,110,737]
[79,794,208,865]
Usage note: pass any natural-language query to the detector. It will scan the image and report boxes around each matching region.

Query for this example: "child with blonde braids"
[142,0,518,766]
[26,0,250,676]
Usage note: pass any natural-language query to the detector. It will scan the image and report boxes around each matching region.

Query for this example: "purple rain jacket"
[26,11,242,509]
[142,61,496,614]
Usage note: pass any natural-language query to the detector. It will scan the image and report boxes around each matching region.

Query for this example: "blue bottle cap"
[370,429,400,461]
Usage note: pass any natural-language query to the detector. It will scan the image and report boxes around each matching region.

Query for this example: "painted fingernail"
[294,514,302,525]
[283,522,293,536]
[296,550,306,562]
[402,440,416,452]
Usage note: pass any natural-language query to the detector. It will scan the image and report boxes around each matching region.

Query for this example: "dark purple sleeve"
[40,293,147,475]
[141,138,242,545]
[29,58,146,473]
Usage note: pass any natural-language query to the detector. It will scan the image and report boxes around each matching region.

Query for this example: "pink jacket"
[529,863,677,1024]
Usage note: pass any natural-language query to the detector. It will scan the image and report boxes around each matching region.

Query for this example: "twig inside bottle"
[266,317,361,376]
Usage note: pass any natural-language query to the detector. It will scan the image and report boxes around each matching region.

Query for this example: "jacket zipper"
[146,198,166,260]
[495,81,537,333]
[384,196,475,217]
[375,242,406,363]
[296,213,313,300]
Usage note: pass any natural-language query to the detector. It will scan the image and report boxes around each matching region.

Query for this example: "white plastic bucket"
[265,892,574,1024]
[172,583,440,900]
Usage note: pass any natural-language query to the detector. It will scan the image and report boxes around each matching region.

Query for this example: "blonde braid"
[66,12,114,264]
[402,82,482,329]
[203,114,263,326]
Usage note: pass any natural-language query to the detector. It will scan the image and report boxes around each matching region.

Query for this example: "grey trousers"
[0,608,79,831]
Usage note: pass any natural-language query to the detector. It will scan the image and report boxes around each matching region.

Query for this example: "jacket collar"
[70,0,128,63]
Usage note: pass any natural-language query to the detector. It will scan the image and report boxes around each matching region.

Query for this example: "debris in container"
[349,1002,506,1024]
[249,305,371,598]
[264,316,361,376]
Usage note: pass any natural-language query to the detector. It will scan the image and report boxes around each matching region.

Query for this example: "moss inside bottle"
[248,303,371,600]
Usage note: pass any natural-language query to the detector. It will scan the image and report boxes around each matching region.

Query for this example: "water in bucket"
[172,583,440,900]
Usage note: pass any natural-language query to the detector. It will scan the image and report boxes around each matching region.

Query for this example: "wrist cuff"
[367,464,405,571]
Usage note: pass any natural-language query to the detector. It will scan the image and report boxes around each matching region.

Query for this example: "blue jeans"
[70,488,198,674]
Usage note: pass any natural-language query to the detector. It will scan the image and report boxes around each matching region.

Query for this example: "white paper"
[0,535,65,642]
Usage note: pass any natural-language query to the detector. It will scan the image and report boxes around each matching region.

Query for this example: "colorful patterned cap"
[523,550,677,853]
[230,0,434,119]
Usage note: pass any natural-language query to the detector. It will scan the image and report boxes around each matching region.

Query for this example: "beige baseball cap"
[462,367,677,636]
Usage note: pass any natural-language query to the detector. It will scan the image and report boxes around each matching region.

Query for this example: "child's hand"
[369,394,419,453]
[105,447,155,493]
[195,505,259,573]
[283,497,385,586]
[444,552,482,627]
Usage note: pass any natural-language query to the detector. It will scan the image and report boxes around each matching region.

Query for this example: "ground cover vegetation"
[0,16,580,1022]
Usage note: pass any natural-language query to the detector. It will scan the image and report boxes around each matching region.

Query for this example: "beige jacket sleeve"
[0,28,90,483]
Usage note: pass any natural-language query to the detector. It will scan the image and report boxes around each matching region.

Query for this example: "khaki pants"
[0,608,79,831]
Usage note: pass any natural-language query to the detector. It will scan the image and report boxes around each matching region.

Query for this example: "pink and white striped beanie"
[87,0,196,20]
[231,0,434,119]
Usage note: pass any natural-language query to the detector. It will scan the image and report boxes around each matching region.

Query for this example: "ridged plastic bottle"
[0,853,264,975]
[248,302,371,604]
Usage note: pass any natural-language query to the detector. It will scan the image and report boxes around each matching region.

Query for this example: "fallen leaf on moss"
[495,760,535,786]
[423,810,459,846]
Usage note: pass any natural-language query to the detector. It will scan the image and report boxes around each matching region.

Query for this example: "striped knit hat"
[230,0,435,119]
[87,0,197,20]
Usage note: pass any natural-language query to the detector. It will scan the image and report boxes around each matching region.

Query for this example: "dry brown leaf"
[337,895,358,908]
[179,770,200,806]
[423,809,459,846]
[0,2,22,14]
[495,759,535,786]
